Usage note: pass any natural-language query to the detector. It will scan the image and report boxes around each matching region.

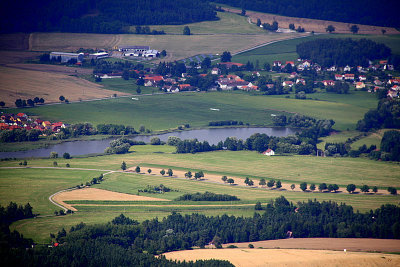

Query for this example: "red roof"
[144,75,163,82]
[179,84,191,89]
[17,113,26,117]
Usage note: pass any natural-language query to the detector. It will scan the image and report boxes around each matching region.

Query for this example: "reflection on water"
[0,127,297,158]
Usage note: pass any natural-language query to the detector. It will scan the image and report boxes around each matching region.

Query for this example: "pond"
[0,127,297,159]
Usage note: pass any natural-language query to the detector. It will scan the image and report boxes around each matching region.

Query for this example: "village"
[0,113,66,133]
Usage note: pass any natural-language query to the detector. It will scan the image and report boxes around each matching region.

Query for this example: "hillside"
[215,0,399,28]
[0,0,217,34]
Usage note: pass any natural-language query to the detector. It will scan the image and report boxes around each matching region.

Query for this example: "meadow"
[232,34,400,65]
[4,89,377,131]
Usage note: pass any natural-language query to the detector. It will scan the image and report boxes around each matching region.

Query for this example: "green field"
[145,12,264,34]
[232,34,400,65]
[4,90,377,131]
[2,145,399,243]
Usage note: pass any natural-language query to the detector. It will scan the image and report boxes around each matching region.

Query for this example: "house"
[323,80,335,86]
[289,72,298,78]
[343,65,352,72]
[355,82,365,89]
[273,61,282,67]
[392,85,400,91]
[387,90,398,98]
[50,52,84,63]
[211,68,221,75]
[327,66,337,72]
[98,73,122,79]
[301,60,311,68]
[374,80,383,86]
[263,149,275,156]
[179,84,191,90]
[335,74,344,80]
[344,74,355,80]
[379,60,388,65]
[282,81,294,87]
[359,75,367,81]
[143,75,163,86]
[285,61,295,67]
[143,50,159,58]
[296,79,306,85]
[388,79,400,85]
[17,113,27,118]
[266,84,275,89]
[218,62,244,69]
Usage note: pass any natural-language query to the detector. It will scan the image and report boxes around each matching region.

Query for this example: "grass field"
[145,12,263,34]
[2,142,399,243]
[232,34,400,65]
[3,90,377,131]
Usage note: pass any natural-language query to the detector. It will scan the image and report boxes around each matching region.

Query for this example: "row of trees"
[15,97,45,107]
[176,192,239,201]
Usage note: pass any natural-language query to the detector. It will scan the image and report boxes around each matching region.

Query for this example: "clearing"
[164,248,400,267]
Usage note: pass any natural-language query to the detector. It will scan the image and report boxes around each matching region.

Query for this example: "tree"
[63,152,71,159]
[227,178,234,185]
[160,169,165,176]
[221,175,228,183]
[347,184,356,194]
[241,8,246,16]
[373,186,378,194]
[388,187,397,195]
[259,178,266,187]
[267,179,275,188]
[167,168,173,177]
[256,18,261,27]
[147,169,152,174]
[290,184,295,190]
[382,29,386,35]
[255,201,263,210]
[27,99,34,107]
[289,23,295,30]
[122,70,129,80]
[185,171,192,179]
[136,86,141,94]
[150,137,161,145]
[326,25,335,33]
[310,184,316,191]
[121,161,127,170]
[332,184,339,192]
[39,98,45,104]
[360,184,370,193]
[248,179,254,186]
[0,101,5,107]
[220,51,232,62]
[161,50,167,57]
[300,182,307,191]
[276,180,282,189]
[319,183,327,192]
[350,25,359,34]
[135,166,140,173]
[244,177,250,186]
[23,160,27,166]
[183,26,191,35]
[201,57,211,69]
[53,161,58,166]
[50,151,58,158]
[59,95,65,102]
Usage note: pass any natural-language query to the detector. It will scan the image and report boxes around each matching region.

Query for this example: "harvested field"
[164,248,400,267]
[0,33,30,50]
[224,8,400,35]
[54,188,170,211]
[220,238,400,253]
[5,64,94,75]
[0,51,42,64]
[28,32,303,61]
[0,66,127,107]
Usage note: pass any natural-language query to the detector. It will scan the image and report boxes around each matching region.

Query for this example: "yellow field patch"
[164,248,400,267]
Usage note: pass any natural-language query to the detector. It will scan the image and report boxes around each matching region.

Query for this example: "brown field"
[224,8,400,35]
[164,248,400,267]
[54,188,170,211]
[129,166,392,195]
[25,32,300,61]
[0,33,30,50]
[0,66,127,107]
[219,238,400,253]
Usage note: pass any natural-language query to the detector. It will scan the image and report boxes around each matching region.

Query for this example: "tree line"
[176,192,239,201]
[296,38,391,68]
[0,0,217,34]
[214,0,399,28]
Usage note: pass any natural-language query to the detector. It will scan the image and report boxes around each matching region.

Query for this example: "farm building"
[50,52,84,63]
[88,52,109,60]
[118,46,150,52]
[263,149,275,156]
